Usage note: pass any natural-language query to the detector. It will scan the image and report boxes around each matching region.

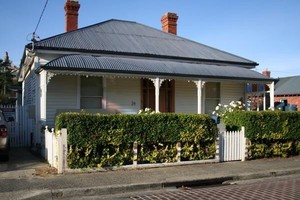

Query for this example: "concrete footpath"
[0,148,300,199]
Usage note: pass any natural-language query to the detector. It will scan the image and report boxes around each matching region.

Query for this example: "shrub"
[212,101,244,118]
[223,111,300,159]
[55,113,218,168]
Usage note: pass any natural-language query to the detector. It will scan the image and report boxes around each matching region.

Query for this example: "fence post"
[133,141,138,166]
[61,129,68,170]
[57,130,63,174]
[215,135,220,162]
[241,126,247,162]
[57,129,68,174]
[176,142,181,162]
[242,126,249,161]
[44,126,49,161]
[52,128,57,167]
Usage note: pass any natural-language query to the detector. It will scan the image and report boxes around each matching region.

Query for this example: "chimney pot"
[161,12,178,35]
[262,70,271,77]
[64,0,80,32]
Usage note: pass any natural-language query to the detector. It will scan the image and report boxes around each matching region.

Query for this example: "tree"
[0,52,19,105]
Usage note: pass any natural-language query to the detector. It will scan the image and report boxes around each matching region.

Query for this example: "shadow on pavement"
[0,148,55,177]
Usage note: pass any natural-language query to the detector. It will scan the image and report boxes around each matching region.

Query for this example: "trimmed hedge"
[224,111,300,159]
[55,113,218,168]
[224,111,300,140]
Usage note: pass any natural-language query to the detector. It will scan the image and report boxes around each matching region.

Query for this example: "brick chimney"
[161,12,178,35]
[64,0,80,32]
[262,70,271,77]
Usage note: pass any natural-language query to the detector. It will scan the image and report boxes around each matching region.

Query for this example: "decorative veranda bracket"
[150,78,165,87]
[193,80,206,89]
[46,72,56,85]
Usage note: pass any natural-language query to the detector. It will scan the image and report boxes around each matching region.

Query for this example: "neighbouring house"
[274,75,300,110]
[245,70,276,111]
[17,0,275,147]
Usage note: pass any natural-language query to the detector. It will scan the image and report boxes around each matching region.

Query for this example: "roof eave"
[39,66,275,83]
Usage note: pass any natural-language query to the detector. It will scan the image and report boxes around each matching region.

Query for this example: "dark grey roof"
[40,55,272,81]
[30,19,257,67]
[275,76,300,95]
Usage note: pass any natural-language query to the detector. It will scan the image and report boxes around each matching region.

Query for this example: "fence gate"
[1,105,31,148]
[219,127,246,162]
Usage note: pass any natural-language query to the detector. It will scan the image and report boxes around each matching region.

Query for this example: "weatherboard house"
[18,0,275,147]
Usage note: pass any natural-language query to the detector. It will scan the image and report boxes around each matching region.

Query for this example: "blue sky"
[1,0,299,78]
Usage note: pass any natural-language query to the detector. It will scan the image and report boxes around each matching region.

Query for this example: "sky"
[0,0,299,78]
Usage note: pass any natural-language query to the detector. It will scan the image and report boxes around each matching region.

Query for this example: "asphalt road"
[60,175,300,199]
[129,174,300,200]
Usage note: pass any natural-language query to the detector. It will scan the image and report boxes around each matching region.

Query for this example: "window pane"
[205,82,220,114]
[205,83,220,98]
[205,99,219,114]
[81,77,103,96]
[80,76,103,109]
[81,97,102,109]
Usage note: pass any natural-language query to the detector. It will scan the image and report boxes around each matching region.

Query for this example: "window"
[80,76,103,109]
[205,82,220,114]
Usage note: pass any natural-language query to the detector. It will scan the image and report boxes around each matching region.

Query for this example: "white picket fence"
[44,126,248,173]
[219,127,247,162]
[44,127,68,174]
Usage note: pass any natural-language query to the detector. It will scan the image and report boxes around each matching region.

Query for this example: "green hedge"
[224,111,300,140]
[224,111,300,159]
[55,113,218,168]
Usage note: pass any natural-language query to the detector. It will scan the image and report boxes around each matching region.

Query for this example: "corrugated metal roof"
[275,76,300,95]
[40,55,272,81]
[31,19,257,67]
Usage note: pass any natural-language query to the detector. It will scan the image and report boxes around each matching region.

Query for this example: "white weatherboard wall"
[46,75,78,127]
[221,82,245,106]
[175,80,197,113]
[22,70,36,146]
[106,77,140,114]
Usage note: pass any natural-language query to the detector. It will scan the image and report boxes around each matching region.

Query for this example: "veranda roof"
[39,55,273,82]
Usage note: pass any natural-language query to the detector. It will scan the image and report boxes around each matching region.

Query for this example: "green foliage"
[248,140,296,159]
[138,107,156,114]
[139,143,177,163]
[212,101,244,117]
[55,113,218,168]
[0,52,19,105]
[224,111,300,140]
[224,111,300,159]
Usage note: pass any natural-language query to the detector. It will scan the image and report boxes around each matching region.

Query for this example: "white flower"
[215,106,220,110]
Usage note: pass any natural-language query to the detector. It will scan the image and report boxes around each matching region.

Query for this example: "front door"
[141,79,175,112]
